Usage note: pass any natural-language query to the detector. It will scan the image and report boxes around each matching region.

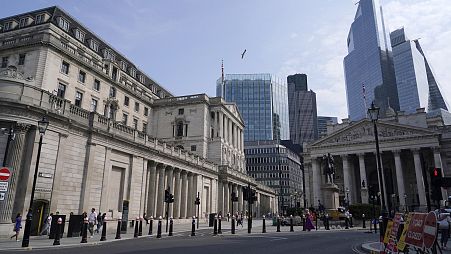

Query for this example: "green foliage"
[349,203,380,219]
[286,208,304,216]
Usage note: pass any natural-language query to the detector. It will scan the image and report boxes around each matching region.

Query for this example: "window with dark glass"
[1,57,8,68]
[142,123,147,132]
[93,79,100,91]
[124,96,129,106]
[18,54,25,65]
[134,102,139,112]
[191,145,196,151]
[176,122,183,137]
[178,108,184,115]
[122,114,128,125]
[78,70,86,83]
[19,18,28,28]
[75,91,83,107]
[133,118,138,130]
[61,61,69,74]
[109,87,116,97]
[91,99,98,112]
[35,14,44,24]
[57,83,66,98]
[144,107,149,116]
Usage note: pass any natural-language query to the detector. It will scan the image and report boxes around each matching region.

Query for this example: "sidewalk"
[361,241,451,253]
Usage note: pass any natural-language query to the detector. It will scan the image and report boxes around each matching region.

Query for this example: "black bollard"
[218,216,222,234]
[191,217,196,236]
[350,215,353,228]
[231,216,236,234]
[134,217,139,238]
[277,216,281,232]
[169,217,173,236]
[53,218,62,246]
[100,218,107,241]
[148,216,153,235]
[315,215,318,230]
[290,215,294,232]
[374,218,378,234]
[302,215,306,231]
[362,214,366,229]
[139,217,143,236]
[157,216,162,239]
[262,216,266,233]
[81,217,88,243]
[326,214,330,230]
[345,216,349,229]
[213,216,218,235]
[115,219,122,239]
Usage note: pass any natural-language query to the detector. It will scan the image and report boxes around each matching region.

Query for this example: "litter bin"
[49,215,66,239]
[67,214,83,237]
[208,213,217,227]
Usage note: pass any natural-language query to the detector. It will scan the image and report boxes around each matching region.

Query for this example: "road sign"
[0,182,8,192]
[0,192,4,201]
[397,214,412,251]
[0,167,10,181]
[405,213,427,248]
[423,212,437,249]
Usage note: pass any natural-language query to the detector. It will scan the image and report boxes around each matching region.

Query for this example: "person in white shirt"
[40,213,53,236]
[88,208,97,238]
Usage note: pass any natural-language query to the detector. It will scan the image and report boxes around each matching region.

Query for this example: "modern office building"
[317,116,338,138]
[245,140,303,213]
[0,6,276,237]
[390,28,429,114]
[287,74,318,148]
[216,73,289,142]
[343,0,399,121]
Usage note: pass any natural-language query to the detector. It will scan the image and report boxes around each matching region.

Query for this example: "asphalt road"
[6,229,378,254]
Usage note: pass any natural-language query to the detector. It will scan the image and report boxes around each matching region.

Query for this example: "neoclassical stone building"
[0,7,276,236]
[303,109,450,211]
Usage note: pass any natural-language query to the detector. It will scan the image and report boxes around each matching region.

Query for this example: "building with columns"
[303,109,450,212]
[0,7,276,237]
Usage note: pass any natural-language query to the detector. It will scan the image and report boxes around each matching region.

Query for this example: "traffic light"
[195,197,200,205]
[243,187,249,201]
[169,193,174,203]
[431,167,443,201]
[249,189,257,204]
[165,189,170,203]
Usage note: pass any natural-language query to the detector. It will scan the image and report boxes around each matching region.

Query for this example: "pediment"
[224,103,244,125]
[310,119,437,147]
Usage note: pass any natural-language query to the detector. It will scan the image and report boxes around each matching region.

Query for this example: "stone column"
[219,112,223,138]
[218,180,223,213]
[156,164,166,217]
[173,168,181,219]
[312,158,322,205]
[358,153,368,204]
[238,185,243,212]
[165,166,174,217]
[223,181,229,214]
[393,150,406,208]
[146,161,158,217]
[342,154,352,204]
[412,149,427,207]
[0,124,28,223]
[187,173,194,217]
[180,171,188,218]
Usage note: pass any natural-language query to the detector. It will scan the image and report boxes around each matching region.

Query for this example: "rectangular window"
[109,87,116,97]
[134,102,139,112]
[78,70,86,83]
[93,79,100,91]
[89,39,99,52]
[178,108,184,115]
[61,61,69,74]
[91,98,98,112]
[3,22,13,31]
[112,66,118,81]
[35,14,44,24]
[19,17,28,28]
[133,119,138,130]
[58,17,70,31]
[191,145,197,151]
[122,114,128,125]
[142,123,147,133]
[124,96,129,106]
[18,54,25,65]
[75,91,83,107]
[144,107,149,116]
[75,29,85,42]
[1,57,8,68]
[57,83,66,98]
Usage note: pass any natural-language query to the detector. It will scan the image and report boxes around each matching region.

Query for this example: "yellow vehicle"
[327,207,347,221]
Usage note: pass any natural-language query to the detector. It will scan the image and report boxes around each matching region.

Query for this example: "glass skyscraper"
[343,0,399,121]
[216,74,289,142]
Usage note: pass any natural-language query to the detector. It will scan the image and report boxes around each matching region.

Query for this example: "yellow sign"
[384,221,394,244]
[397,214,411,251]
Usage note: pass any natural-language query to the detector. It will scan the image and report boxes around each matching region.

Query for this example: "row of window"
[1,54,26,68]
[2,13,46,32]
[246,157,289,164]
[244,147,287,155]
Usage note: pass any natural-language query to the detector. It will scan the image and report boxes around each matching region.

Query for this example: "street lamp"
[403,194,408,213]
[22,116,49,247]
[368,102,388,212]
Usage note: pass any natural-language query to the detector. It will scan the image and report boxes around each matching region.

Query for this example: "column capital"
[340,154,348,159]
[411,148,421,155]
[14,123,31,133]
[357,153,365,158]
[393,149,402,156]
[432,147,441,153]
[156,163,167,170]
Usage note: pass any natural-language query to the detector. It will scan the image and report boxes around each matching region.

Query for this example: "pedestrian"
[40,213,53,236]
[88,208,97,238]
[439,213,451,249]
[143,213,148,224]
[10,213,22,241]
[305,210,315,231]
[96,211,103,233]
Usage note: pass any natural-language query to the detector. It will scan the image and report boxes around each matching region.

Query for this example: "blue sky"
[3,0,451,120]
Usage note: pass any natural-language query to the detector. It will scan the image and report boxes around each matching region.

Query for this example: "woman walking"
[305,210,315,231]
[10,213,22,241]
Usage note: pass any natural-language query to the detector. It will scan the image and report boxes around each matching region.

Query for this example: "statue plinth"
[321,183,340,209]
[360,188,369,204]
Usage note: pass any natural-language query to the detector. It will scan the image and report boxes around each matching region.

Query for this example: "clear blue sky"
[3,0,450,120]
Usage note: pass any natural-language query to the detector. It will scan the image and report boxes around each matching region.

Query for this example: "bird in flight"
[241,49,247,59]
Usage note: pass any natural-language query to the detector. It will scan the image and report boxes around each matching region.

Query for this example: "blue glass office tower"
[216,74,289,141]
[344,0,399,121]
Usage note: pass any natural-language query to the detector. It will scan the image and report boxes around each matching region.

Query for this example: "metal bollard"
[53,218,62,245]
[350,215,353,228]
[362,214,366,229]
[325,214,330,230]
[100,216,107,241]
[191,217,196,236]
[374,218,378,234]
[290,215,294,232]
[302,215,306,231]
[213,215,218,235]
[218,215,222,234]
[134,217,139,238]
[81,217,88,243]
[262,215,266,233]
[157,216,162,238]
[231,215,236,234]
[115,218,122,239]
[169,217,173,236]
[345,216,349,229]
[277,215,281,232]
[148,216,153,235]
[139,216,143,236]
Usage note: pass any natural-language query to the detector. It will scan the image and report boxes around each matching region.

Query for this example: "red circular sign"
[0,167,10,181]
[423,212,437,249]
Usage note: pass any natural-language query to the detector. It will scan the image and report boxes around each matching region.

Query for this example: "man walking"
[88,208,97,238]
[40,213,53,236]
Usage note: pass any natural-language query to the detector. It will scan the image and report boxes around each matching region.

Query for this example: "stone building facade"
[0,7,276,237]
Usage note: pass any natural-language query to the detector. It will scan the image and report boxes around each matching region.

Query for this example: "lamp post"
[22,116,49,247]
[368,102,388,212]
[403,194,408,213]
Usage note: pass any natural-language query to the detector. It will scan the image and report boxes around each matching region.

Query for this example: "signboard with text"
[0,181,8,192]
[423,212,437,249]
[405,213,427,248]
